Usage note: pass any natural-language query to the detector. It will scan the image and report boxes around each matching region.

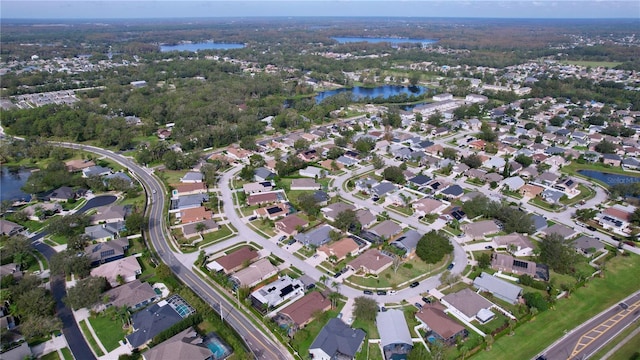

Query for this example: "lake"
[577,170,640,187]
[160,42,245,52]
[315,85,426,104]
[332,37,436,45]
[0,166,33,202]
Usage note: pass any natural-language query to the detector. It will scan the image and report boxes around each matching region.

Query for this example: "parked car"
[409,281,419,288]
[278,235,287,242]
[484,245,493,249]
[447,262,455,270]
[389,290,397,295]
[377,290,387,295]
[248,216,257,221]
[364,290,373,295]
[587,225,596,231]
[414,302,423,309]
[422,297,432,304]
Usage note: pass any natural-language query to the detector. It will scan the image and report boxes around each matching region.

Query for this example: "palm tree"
[195,222,208,237]
[331,281,341,295]
[319,275,329,288]
[484,335,494,351]
[328,292,341,309]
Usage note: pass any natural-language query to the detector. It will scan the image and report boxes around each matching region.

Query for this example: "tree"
[293,138,311,151]
[20,315,61,340]
[382,166,405,184]
[539,233,579,274]
[508,319,516,336]
[15,286,55,318]
[514,153,533,168]
[319,275,329,288]
[238,165,255,181]
[441,147,458,160]
[371,154,385,169]
[595,139,616,154]
[477,253,492,269]
[523,292,549,312]
[67,234,90,251]
[326,147,345,160]
[296,192,320,217]
[407,343,430,360]
[126,211,147,234]
[334,209,360,233]
[440,270,460,288]
[328,291,341,309]
[64,276,109,310]
[416,231,454,264]
[353,296,378,322]
[249,154,266,168]
[392,255,403,273]
[50,251,91,278]
[353,138,375,156]
[462,154,483,169]
[576,208,598,222]
[409,72,421,87]
[428,112,443,126]
[195,222,208,237]
[485,334,494,351]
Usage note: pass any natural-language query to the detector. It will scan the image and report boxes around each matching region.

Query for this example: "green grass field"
[470,253,640,360]
[40,351,61,360]
[78,319,105,357]
[60,347,74,360]
[88,314,127,352]
[608,331,640,360]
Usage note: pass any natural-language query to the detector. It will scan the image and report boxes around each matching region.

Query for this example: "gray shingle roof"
[376,309,412,348]
[309,318,365,358]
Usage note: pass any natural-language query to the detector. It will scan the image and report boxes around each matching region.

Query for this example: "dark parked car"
[409,281,419,288]
[447,263,455,270]
[484,245,493,249]
[248,216,257,221]
[422,297,432,304]
[414,302,423,309]
[587,225,597,231]
[363,290,373,295]
[377,290,387,295]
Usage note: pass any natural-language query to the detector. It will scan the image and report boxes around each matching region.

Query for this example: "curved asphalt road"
[30,195,116,360]
[56,142,293,360]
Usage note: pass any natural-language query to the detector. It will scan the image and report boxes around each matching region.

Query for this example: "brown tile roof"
[275,215,309,235]
[348,249,393,274]
[416,305,466,340]
[603,207,632,222]
[318,238,360,261]
[247,192,279,206]
[171,182,207,194]
[180,206,213,224]
[215,247,259,273]
[278,291,331,327]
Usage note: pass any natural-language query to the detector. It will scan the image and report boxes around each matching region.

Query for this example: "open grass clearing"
[88,313,128,352]
[470,253,640,360]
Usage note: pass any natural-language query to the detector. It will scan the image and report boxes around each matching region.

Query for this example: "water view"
[0,166,33,202]
[332,37,436,45]
[315,85,426,104]
[577,170,640,187]
[160,42,245,52]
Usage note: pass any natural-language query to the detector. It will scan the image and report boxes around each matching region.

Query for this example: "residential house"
[412,198,446,217]
[274,291,331,336]
[0,220,24,236]
[90,256,142,287]
[182,219,219,238]
[355,209,376,228]
[461,220,500,240]
[540,189,564,204]
[491,253,549,281]
[230,258,278,288]
[180,172,203,183]
[500,176,525,191]
[294,225,333,247]
[309,318,366,360]
[65,159,96,172]
[49,186,75,202]
[84,238,130,266]
[554,178,579,195]
[536,172,560,186]
[493,233,535,257]
[542,223,577,239]
[179,206,213,224]
[440,185,464,198]
[299,166,326,178]
[529,214,548,233]
[90,205,128,224]
[574,236,605,256]
[298,149,319,162]
[255,203,289,220]
[408,174,432,189]
[519,184,544,198]
[370,220,402,240]
[173,194,209,211]
[247,192,280,206]
[602,153,622,167]
[355,177,379,194]
[243,182,273,194]
[371,182,396,198]
[483,172,504,184]
[254,167,276,182]
[206,247,259,274]
[0,263,23,280]
[376,309,413,360]
[441,288,495,324]
[84,222,124,241]
[290,178,322,191]
[126,295,195,349]
[622,157,640,170]
[336,155,358,167]
[82,165,112,178]
[313,191,330,206]
[321,202,356,222]
[473,272,523,304]
[250,276,305,310]
[142,327,224,360]
[23,202,62,220]
[275,215,309,236]
[388,190,419,206]
[391,230,422,257]
[318,238,360,263]
[104,172,133,187]
[347,249,393,275]
[101,280,158,311]
[226,147,252,163]
[416,304,468,345]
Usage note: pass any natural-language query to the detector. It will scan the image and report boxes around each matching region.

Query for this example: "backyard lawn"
[470,253,640,360]
[290,307,343,356]
[88,314,128,352]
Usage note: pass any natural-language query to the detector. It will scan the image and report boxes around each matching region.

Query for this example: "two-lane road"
[57,143,293,360]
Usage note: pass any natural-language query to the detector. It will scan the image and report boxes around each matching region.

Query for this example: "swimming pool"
[205,334,232,359]
[427,335,437,343]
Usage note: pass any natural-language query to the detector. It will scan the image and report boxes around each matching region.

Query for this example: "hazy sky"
[2,1,639,19]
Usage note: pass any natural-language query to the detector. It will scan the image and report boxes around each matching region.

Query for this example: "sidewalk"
[31,333,69,358]
[74,308,109,356]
